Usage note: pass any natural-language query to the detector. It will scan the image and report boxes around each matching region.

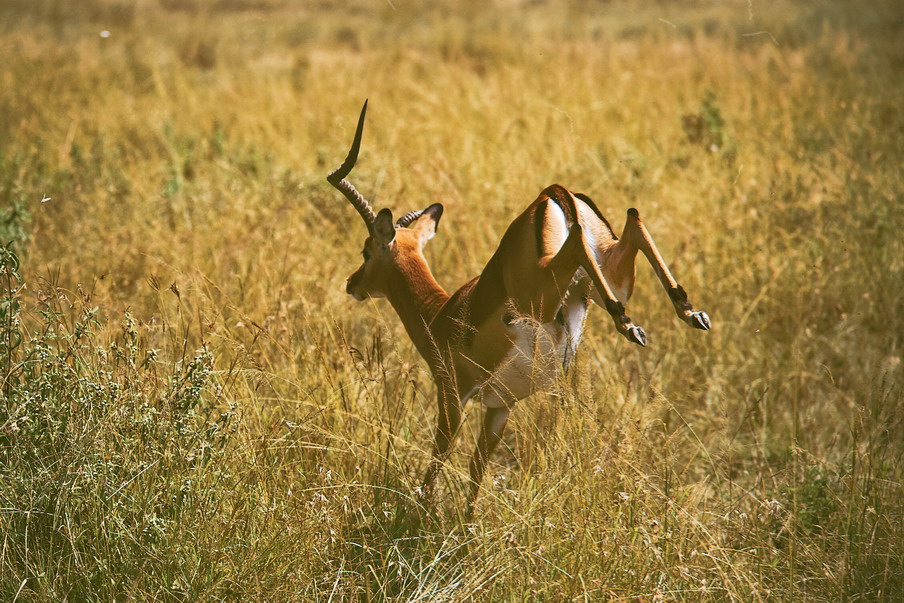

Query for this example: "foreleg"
[466,405,511,515]
[421,390,462,497]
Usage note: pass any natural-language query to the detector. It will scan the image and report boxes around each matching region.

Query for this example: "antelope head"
[328,101,444,302]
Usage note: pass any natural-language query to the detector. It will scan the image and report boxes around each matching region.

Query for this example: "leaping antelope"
[328,101,711,511]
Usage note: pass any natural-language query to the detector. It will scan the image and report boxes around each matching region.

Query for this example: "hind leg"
[613,208,711,330]
[536,218,647,347]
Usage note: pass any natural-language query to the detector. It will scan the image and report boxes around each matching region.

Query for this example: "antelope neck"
[385,254,450,358]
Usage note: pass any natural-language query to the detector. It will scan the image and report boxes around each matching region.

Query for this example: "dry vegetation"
[1,0,902,599]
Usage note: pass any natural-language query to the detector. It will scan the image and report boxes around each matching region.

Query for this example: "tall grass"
[1,0,902,599]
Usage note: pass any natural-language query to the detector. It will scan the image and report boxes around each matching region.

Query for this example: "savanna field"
[1,0,902,599]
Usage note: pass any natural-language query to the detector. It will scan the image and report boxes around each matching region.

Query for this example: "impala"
[328,101,711,511]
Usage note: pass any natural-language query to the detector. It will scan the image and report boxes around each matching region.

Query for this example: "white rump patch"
[543,199,569,257]
[576,201,601,263]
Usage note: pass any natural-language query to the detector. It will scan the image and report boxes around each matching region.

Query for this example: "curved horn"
[395,209,424,228]
[327,100,377,229]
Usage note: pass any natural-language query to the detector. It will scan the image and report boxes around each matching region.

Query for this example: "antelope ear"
[411,204,444,246]
[374,208,396,246]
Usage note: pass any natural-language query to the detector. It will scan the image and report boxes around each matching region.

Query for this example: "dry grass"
[1,0,902,599]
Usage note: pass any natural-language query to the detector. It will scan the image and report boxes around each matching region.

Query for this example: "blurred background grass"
[1,0,902,599]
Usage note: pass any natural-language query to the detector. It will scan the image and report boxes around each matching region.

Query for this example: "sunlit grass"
[1,0,902,599]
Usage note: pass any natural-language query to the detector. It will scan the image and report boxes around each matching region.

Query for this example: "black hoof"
[626,325,647,347]
[690,311,711,330]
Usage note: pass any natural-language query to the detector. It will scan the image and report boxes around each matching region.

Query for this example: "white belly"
[479,295,587,408]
